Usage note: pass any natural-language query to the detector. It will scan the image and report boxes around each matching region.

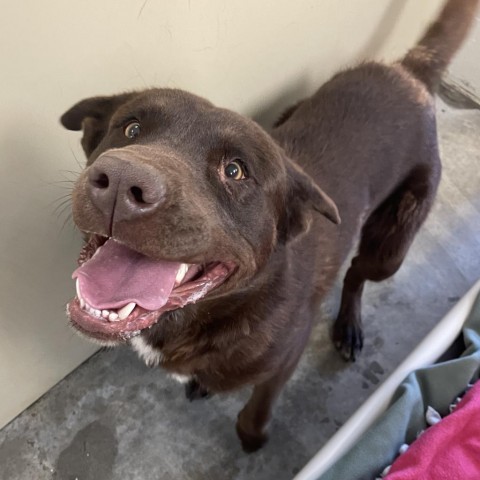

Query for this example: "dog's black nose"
[87,154,166,224]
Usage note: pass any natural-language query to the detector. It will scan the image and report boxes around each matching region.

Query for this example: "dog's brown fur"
[61,0,478,451]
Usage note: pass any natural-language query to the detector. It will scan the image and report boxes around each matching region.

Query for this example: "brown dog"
[62,0,478,452]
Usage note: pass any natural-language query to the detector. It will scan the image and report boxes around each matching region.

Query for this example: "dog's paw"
[185,379,210,401]
[235,422,269,453]
[332,320,364,362]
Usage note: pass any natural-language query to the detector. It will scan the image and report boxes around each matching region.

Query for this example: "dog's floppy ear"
[278,158,341,243]
[60,93,134,157]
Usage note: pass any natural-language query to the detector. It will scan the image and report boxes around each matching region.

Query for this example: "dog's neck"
[134,242,292,358]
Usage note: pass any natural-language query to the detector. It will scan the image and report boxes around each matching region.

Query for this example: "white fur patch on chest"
[130,336,163,367]
[130,337,192,383]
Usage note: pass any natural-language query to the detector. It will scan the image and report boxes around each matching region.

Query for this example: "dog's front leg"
[236,364,296,453]
[185,378,210,401]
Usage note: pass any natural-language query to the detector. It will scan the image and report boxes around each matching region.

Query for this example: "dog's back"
[272,0,479,311]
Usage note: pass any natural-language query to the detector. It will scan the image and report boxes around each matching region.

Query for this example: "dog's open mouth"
[67,235,236,341]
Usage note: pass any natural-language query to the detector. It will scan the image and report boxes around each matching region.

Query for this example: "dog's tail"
[401,0,479,92]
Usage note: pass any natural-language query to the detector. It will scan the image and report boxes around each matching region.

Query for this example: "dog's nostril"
[92,173,109,189]
[130,186,146,204]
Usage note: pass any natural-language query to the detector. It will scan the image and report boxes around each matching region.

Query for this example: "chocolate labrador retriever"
[61,0,478,451]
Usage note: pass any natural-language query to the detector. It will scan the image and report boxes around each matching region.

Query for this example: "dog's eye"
[224,160,246,180]
[124,121,141,139]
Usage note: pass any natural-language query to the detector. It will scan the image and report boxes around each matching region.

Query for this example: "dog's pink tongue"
[72,239,181,310]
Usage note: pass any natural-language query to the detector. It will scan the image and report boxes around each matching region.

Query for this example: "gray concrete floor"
[1,99,479,480]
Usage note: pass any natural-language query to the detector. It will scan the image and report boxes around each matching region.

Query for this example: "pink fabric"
[386,380,480,479]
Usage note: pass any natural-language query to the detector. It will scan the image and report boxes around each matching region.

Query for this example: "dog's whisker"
[52,198,72,217]
[52,192,72,200]
[59,169,82,178]
[51,193,72,206]
[51,198,72,212]
[50,187,74,199]
[53,186,75,192]
[55,200,72,215]
[56,201,72,216]
[69,147,85,171]
[56,213,72,231]
[59,211,74,233]
[51,179,76,185]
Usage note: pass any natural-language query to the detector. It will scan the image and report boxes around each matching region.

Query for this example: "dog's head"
[61,88,340,344]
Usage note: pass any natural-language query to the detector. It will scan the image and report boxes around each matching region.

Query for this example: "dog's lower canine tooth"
[76,279,83,301]
[175,263,189,285]
[118,302,136,320]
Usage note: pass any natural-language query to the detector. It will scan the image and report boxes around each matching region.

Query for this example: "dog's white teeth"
[118,302,136,320]
[81,300,102,319]
[175,263,189,285]
[89,307,102,318]
[76,279,87,309]
[78,293,135,322]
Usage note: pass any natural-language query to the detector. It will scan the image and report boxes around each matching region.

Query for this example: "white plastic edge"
[294,279,480,480]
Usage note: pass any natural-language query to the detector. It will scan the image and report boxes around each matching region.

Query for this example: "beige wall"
[449,13,480,95]
[0,0,445,429]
